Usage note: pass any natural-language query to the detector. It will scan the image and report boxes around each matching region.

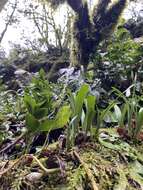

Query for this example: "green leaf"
[129,161,143,187]
[40,119,56,132]
[136,108,143,136]
[103,111,118,123]
[34,107,48,119]
[99,138,120,151]
[26,113,40,132]
[67,89,76,113]
[75,84,90,121]
[56,105,71,127]
[114,105,122,123]
[40,106,71,132]
[100,101,116,121]
[119,103,128,127]
[39,68,46,80]
[24,95,36,114]
[83,95,96,132]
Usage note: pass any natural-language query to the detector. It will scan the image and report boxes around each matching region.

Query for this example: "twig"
[73,150,99,190]
[0,131,26,155]
[0,155,26,176]
[0,154,60,176]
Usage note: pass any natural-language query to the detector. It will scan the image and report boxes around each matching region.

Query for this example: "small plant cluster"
[24,69,70,134]
[90,26,143,90]
[107,85,143,142]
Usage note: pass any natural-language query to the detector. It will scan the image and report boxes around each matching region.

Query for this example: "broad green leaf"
[75,84,90,121]
[40,106,71,131]
[136,108,143,136]
[40,119,56,132]
[24,95,36,114]
[34,107,48,119]
[119,103,128,127]
[100,101,116,121]
[26,113,40,132]
[83,95,96,132]
[56,105,71,127]
[81,109,85,126]
[114,105,122,123]
[66,115,78,150]
[67,89,76,114]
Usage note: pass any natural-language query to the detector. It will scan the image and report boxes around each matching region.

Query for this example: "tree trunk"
[69,0,127,69]
[48,0,127,69]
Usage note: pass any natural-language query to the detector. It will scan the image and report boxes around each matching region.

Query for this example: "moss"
[0,134,143,189]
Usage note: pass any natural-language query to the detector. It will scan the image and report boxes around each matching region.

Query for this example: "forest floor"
[0,128,143,190]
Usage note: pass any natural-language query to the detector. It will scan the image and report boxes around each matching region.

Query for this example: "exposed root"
[73,150,99,190]
[0,154,60,177]
[31,155,60,174]
[0,131,26,155]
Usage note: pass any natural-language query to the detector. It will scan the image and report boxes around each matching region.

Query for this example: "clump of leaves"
[66,84,115,150]
[107,84,143,142]
[105,27,143,83]
[66,84,94,149]
[90,26,143,91]
[24,69,54,115]
[24,69,71,138]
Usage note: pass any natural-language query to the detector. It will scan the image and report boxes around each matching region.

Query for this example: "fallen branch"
[73,150,99,190]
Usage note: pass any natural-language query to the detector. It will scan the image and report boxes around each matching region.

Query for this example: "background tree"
[48,0,127,69]
[0,0,18,44]
[21,0,72,54]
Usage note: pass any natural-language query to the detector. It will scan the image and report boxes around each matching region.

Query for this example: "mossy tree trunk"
[47,0,127,68]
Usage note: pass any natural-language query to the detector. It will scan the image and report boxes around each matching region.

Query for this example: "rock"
[0,63,17,82]
[26,172,43,182]
[14,69,27,76]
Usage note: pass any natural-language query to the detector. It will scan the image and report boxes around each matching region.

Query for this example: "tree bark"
[68,0,127,69]
[47,0,127,69]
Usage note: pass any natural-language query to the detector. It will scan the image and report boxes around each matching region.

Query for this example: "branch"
[0,0,18,43]
[93,0,127,33]
[93,0,111,30]
[67,0,83,13]
[104,0,127,28]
